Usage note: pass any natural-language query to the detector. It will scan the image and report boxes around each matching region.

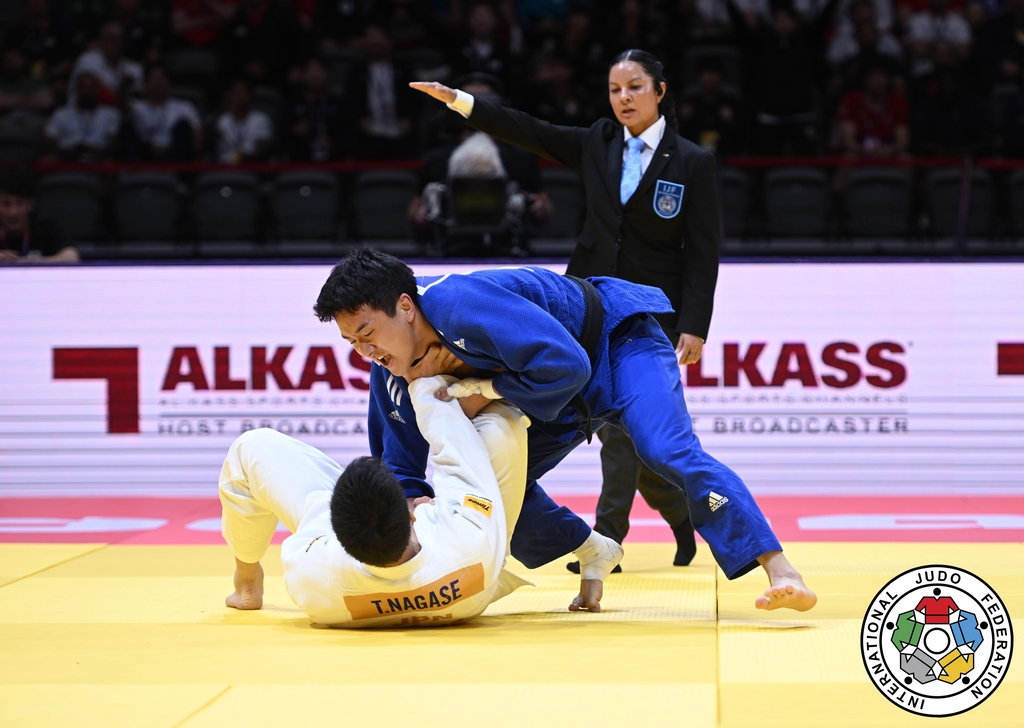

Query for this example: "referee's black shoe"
[566,518,697,572]
[565,559,621,574]
[671,518,697,566]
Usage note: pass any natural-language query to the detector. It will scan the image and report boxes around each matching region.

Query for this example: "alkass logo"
[686,341,906,389]
[52,346,370,434]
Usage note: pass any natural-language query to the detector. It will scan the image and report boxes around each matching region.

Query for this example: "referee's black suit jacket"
[463,97,720,340]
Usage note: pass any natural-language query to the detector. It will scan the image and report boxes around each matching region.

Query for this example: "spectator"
[605,0,667,57]
[220,0,306,86]
[679,59,743,155]
[111,0,168,65]
[68,22,144,107]
[0,46,54,117]
[171,0,237,47]
[0,168,78,264]
[517,0,581,35]
[728,0,842,155]
[971,0,1024,91]
[556,7,605,83]
[837,61,910,156]
[314,0,372,49]
[833,0,895,33]
[285,58,344,161]
[215,78,272,162]
[896,0,966,27]
[122,65,202,160]
[906,0,972,78]
[42,72,121,160]
[526,54,593,125]
[830,16,905,102]
[912,63,990,153]
[409,74,552,230]
[345,25,416,159]
[450,1,518,92]
[10,0,76,83]
[828,0,903,67]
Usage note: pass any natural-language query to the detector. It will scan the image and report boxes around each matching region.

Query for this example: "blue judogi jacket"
[368,267,672,497]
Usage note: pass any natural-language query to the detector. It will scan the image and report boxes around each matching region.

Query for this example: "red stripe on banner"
[997,343,1024,375]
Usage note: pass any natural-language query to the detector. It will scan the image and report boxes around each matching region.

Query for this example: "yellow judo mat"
[0,542,1019,727]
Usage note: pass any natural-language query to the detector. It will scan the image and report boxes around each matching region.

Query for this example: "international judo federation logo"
[861,565,1013,717]
[653,180,683,219]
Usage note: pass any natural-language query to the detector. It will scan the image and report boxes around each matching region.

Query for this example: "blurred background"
[1,0,1024,259]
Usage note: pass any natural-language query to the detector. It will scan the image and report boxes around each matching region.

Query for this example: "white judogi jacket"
[220,376,530,628]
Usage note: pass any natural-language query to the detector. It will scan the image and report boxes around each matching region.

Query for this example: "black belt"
[565,275,604,442]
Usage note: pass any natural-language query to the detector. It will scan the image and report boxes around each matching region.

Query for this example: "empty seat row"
[720,167,1024,238]
[37,170,349,243]
[31,168,588,255]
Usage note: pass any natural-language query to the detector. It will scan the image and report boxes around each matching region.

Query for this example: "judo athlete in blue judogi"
[314,249,816,613]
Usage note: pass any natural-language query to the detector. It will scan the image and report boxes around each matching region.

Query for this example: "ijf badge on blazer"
[654,180,684,219]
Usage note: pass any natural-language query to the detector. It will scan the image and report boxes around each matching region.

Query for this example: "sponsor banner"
[1,262,1023,497]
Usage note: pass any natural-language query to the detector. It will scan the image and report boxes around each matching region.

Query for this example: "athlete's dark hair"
[608,49,678,133]
[330,456,411,567]
[313,248,418,322]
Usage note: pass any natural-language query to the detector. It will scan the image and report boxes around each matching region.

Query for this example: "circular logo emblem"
[861,565,1013,717]
[657,194,676,214]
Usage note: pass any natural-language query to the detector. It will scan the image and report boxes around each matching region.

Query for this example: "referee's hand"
[676,333,704,366]
[409,82,457,104]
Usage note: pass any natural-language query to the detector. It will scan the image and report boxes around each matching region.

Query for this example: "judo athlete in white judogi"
[218,374,535,627]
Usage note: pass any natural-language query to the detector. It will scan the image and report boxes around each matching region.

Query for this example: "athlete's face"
[335,295,425,379]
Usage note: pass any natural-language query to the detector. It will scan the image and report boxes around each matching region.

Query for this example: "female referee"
[410,50,715,573]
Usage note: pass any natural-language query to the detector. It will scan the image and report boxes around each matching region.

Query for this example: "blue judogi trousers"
[509,314,781,580]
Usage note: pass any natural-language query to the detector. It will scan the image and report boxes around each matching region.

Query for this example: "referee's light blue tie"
[620,137,646,205]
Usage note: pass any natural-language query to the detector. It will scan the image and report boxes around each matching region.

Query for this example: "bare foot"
[755,551,817,612]
[569,578,603,612]
[225,559,264,610]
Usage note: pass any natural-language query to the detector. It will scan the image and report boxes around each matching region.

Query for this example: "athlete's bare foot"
[755,551,817,612]
[225,558,264,610]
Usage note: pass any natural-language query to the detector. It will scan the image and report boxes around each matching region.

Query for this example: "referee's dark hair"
[330,456,411,567]
[314,248,418,321]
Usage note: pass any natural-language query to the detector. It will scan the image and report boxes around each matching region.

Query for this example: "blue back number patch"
[654,180,684,219]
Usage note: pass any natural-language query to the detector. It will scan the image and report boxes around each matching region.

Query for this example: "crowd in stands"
[1,0,1024,164]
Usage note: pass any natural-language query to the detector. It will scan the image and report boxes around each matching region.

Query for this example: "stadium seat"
[763,168,831,237]
[844,168,912,237]
[719,166,750,238]
[116,173,181,241]
[926,168,994,238]
[35,173,103,241]
[167,85,208,117]
[272,171,338,240]
[351,170,418,240]
[0,127,40,163]
[684,46,743,88]
[190,172,260,240]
